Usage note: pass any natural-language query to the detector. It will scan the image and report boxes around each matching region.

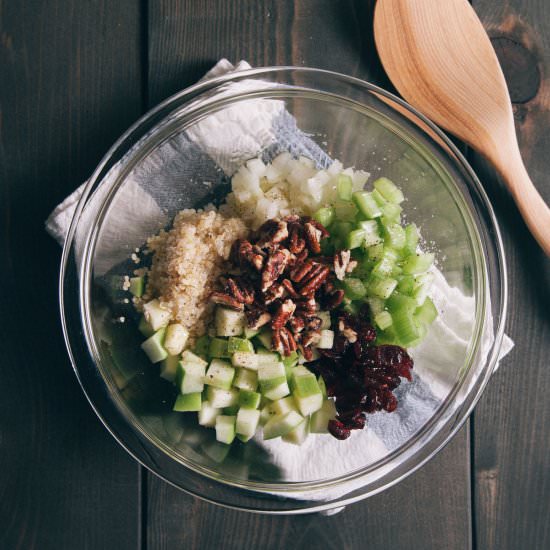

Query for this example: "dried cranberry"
[328,419,351,440]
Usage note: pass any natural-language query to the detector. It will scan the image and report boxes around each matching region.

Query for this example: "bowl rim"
[60,66,507,512]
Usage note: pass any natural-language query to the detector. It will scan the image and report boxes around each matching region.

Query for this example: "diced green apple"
[159,354,179,382]
[231,351,258,370]
[138,316,155,338]
[215,415,236,444]
[176,361,205,394]
[227,337,254,354]
[143,299,171,331]
[309,399,337,433]
[163,323,189,356]
[238,390,261,410]
[173,392,202,412]
[236,408,260,438]
[206,387,239,409]
[263,411,304,440]
[198,400,220,427]
[215,307,245,336]
[204,359,235,390]
[233,368,258,392]
[258,362,290,400]
[181,350,208,367]
[290,366,323,416]
[317,329,334,349]
[129,276,144,297]
[282,418,310,445]
[141,328,168,363]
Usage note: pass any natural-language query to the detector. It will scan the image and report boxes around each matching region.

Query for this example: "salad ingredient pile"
[128,154,437,447]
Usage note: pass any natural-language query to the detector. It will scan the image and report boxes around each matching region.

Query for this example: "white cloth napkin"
[46,59,513,502]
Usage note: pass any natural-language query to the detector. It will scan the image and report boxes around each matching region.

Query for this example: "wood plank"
[469,2,550,549]
[0,1,145,548]
[146,2,472,549]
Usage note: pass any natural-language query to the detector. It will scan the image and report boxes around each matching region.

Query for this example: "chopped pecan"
[225,277,255,304]
[300,344,314,361]
[288,316,306,333]
[210,292,244,311]
[296,296,317,315]
[299,265,331,295]
[261,248,291,291]
[304,221,323,254]
[338,317,358,343]
[334,250,352,281]
[346,260,358,273]
[308,218,330,238]
[324,289,345,310]
[290,260,318,283]
[281,278,300,299]
[263,282,285,305]
[232,239,265,270]
[302,329,321,347]
[305,316,322,331]
[271,299,296,330]
[273,327,297,356]
[246,308,272,330]
[257,219,289,248]
[288,222,306,254]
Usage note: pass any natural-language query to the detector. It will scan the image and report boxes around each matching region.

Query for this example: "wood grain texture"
[146,3,472,549]
[470,1,550,549]
[0,1,144,548]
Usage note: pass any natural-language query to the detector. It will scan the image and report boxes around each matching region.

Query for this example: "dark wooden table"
[1,1,549,549]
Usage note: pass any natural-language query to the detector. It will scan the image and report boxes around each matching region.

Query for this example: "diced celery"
[342,278,367,300]
[367,243,385,262]
[331,221,354,240]
[313,206,335,228]
[209,337,230,358]
[413,272,434,305]
[371,254,395,279]
[374,177,404,204]
[386,292,417,315]
[227,337,254,354]
[337,175,353,200]
[374,310,393,330]
[342,298,361,315]
[352,191,382,219]
[369,277,398,299]
[404,223,420,255]
[371,189,387,206]
[366,296,385,315]
[403,253,434,274]
[415,296,438,326]
[334,200,358,222]
[392,308,421,346]
[381,202,402,224]
[129,276,144,297]
[346,228,365,249]
[359,220,383,247]
[384,223,406,250]
[397,275,415,295]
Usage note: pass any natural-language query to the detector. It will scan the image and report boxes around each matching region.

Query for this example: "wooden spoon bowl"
[374,0,550,255]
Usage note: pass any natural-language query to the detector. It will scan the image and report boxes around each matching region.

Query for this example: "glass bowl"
[60,67,507,513]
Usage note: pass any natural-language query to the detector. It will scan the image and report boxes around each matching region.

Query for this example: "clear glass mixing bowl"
[60,67,507,513]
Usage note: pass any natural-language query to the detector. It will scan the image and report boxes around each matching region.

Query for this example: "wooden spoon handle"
[493,145,550,256]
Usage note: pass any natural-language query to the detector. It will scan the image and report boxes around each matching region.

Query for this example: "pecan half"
[232,239,265,271]
[281,278,300,299]
[273,327,297,356]
[263,282,285,305]
[290,260,318,283]
[296,296,317,315]
[257,219,289,248]
[324,289,345,310]
[288,316,306,333]
[299,265,331,295]
[334,250,352,281]
[308,218,330,238]
[271,299,296,330]
[304,221,323,254]
[210,292,245,311]
[288,222,306,254]
[261,248,291,291]
[225,277,255,304]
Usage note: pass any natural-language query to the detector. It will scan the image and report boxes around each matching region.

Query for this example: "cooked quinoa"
[141,206,249,345]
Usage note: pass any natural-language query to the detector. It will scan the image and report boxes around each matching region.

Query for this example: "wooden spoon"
[374,0,550,256]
